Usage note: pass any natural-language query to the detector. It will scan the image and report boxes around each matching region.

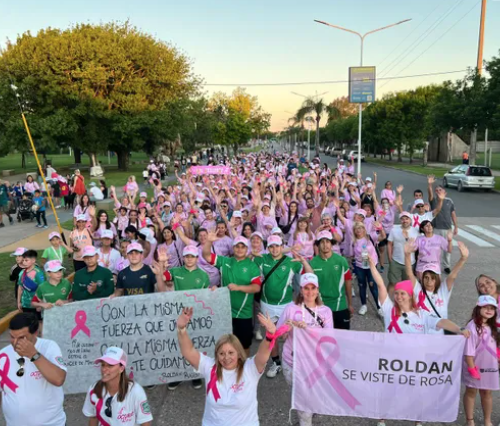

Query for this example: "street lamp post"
[314,18,411,175]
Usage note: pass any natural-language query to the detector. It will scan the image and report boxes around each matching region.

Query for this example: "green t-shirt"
[72,265,115,301]
[310,253,350,312]
[33,279,72,304]
[253,254,302,306]
[41,246,68,262]
[165,266,211,291]
[213,255,261,319]
[17,266,45,309]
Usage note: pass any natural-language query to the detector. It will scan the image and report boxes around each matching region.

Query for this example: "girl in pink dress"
[462,295,500,426]
[288,217,314,260]
[415,220,452,278]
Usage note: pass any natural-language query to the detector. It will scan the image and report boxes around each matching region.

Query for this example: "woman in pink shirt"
[415,220,452,278]
[256,202,277,242]
[288,217,314,260]
[24,175,40,195]
[380,181,396,205]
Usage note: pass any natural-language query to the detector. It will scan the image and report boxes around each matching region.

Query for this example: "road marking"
[457,228,494,247]
[452,239,458,247]
[466,225,500,244]
[493,225,500,231]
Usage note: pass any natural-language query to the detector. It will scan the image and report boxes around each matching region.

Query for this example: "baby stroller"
[17,198,34,222]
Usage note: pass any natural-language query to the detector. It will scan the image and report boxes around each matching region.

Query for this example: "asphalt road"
[1,148,500,425]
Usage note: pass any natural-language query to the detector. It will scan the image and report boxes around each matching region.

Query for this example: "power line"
[378,0,467,78]
[203,69,467,87]
[379,0,481,90]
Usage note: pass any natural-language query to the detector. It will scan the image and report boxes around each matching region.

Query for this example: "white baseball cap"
[82,246,98,257]
[233,236,249,248]
[271,227,282,235]
[127,242,144,254]
[183,245,199,257]
[48,232,61,241]
[76,214,87,222]
[232,211,242,218]
[477,295,498,308]
[267,235,282,247]
[10,247,27,257]
[94,346,128,367]
[300,273,319,288]
[100,229,114,239]
[44,260,66,272]
[414,199,425,207]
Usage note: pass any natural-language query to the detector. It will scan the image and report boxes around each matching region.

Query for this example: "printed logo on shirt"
[242,267,248,273]
[140,275,148,280]
[230,381,245,393]
[412,323,424,332]
[334,265,340,271]
[140,401,151,414]
[435,298,444,308]
[61,288,67,295]
[30,371,43,380]
[56,356,66,366]
[195,278,201,284]
[281,266,287,272]
[117,407,134,422]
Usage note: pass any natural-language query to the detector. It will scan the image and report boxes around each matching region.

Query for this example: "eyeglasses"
[105,396,112,417]
[401,312,410,325]
[16,357,25,377]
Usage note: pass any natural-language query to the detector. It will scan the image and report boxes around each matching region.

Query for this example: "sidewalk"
[366,155,500,177]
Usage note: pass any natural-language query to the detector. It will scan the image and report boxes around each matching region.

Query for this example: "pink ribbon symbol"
[71,310,91,339]
[207,364,221,402]
[417,291,430,312]
[477,331,498,358]
[0,354,19,393]
[306,336,361,409]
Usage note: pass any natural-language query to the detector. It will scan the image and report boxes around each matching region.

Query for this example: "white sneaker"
[352,288,356,297]
[377,422,386,426]
[255,329,263,341]
[358,305,368,315]
[377,308,384,317]
[266,361,282,378]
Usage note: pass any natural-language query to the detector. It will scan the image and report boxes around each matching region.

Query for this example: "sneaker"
[43,225,48,229]
[167,381,181,391]
[192,379,203,389]
[444,268,451,274]
[255,329,263,341]
[377,422,386,426]
[266,361,282,378]
[358,305,368,316]
[36,224,42,228]
[351,288,356,297]
[377,308,384,317]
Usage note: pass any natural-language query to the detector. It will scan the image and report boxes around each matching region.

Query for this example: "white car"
[348,150,365,162]
[443,165,495,192]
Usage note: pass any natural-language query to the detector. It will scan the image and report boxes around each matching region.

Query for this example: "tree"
[328,96,358,120]
[0,21,196,170]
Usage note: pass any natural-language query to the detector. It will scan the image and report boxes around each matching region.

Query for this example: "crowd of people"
[1,147,499,426]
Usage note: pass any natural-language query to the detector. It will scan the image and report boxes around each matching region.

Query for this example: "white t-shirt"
[195,353,263,426]
[387,225,420,265]
[381,297,441,334]
[90,186,105,201]
[413,280,451,334]
[97,248,122,275]
[0,338,67,426]
[411,211,434,228]
[83,381,153,426]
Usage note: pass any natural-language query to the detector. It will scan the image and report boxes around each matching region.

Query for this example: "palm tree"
[298,98,340,156]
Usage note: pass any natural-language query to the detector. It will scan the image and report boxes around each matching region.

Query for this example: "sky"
[0,0,499,131]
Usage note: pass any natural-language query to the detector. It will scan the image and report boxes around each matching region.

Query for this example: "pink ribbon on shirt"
[207,364,221,403]
[417,291,430,312]
[0,354,18,393]
[305,336,361,409]
[90,390,111,426]
[477,330,498,359]
[387,307,403,334]
[71,310,91,339]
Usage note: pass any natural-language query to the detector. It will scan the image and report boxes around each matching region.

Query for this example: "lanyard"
[301,303,318,324]
[51,246,63,262]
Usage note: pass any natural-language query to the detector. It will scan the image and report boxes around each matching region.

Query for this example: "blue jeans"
[354,265,380,309]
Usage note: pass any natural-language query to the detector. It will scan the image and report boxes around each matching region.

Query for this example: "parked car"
[348,150,365,162]
[443,165,495,192]
[325,147,331,156]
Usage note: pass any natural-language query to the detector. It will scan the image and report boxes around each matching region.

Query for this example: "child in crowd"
[10,247,27,299]
[462,295,500,426]
[17,250,45,321]
[32,189,48,228]
[41,232,73,266]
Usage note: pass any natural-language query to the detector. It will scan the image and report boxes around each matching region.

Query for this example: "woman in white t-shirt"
[83,346,152,426]
[368,257,469,426]
[404,239,469,334]
[177,307,277,426]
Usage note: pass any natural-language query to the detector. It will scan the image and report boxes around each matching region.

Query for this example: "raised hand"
[427,175,435,185]
[457,241,469,259]
[151,261,164,275]
[257,312,277,335]
[207,231,218,243]
[157,246,169,264]
[396,185,404,194]
[177,307,193,329]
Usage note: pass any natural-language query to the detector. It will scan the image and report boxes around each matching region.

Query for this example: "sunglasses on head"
[16,357,25,377]
[401,312,410,325]
[105,396,112,417]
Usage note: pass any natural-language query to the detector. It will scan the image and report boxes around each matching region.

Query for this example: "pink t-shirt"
[380,189,396,204]
[353,237,378,268]
[289,232,314,259]
[277,303,334,367]
[415,234,448,273]
[256,213,277,241]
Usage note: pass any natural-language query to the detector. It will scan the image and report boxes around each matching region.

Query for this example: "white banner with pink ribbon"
[292,328,466,422]
[190,165,231,175]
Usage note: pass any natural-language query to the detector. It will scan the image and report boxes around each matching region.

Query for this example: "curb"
[0,310,19,335]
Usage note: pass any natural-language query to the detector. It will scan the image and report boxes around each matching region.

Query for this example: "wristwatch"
[30,352,41,362]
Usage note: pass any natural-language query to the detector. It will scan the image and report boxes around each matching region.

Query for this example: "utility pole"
[471,0,487,165]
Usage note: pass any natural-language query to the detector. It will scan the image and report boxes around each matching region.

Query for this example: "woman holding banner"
[276,273,333,426]
[369,257,470,426]
[83,346,153,426]
[177,307,277,426]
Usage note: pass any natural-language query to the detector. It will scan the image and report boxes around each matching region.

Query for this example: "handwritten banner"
[43,289,232,394]
[190,166,231,175]
[292,328,465,422]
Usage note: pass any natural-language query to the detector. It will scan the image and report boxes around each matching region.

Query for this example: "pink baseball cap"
[127,242,144,254]
[44,260,65,273]
[267,235,282,247]
[395,280,414,296]
[76,214,87,222]
[140,191,147,198]
[10,247,28,257]
[399,211,412,219]
[261,202,270,209]
[183,245,199,257]
[251,231,264,241]
[355,209,366,218]
[316,230,333,242]
[232,211,242,218]
[422,263,441,274]
[300,273,319,288]
[233,236,249,248]
[48,232,61,241]
[82,246,98,257]
[94,347,127,367]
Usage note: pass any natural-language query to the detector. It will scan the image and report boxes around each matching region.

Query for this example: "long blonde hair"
[293,217,313,241]
[215,334,246,384]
